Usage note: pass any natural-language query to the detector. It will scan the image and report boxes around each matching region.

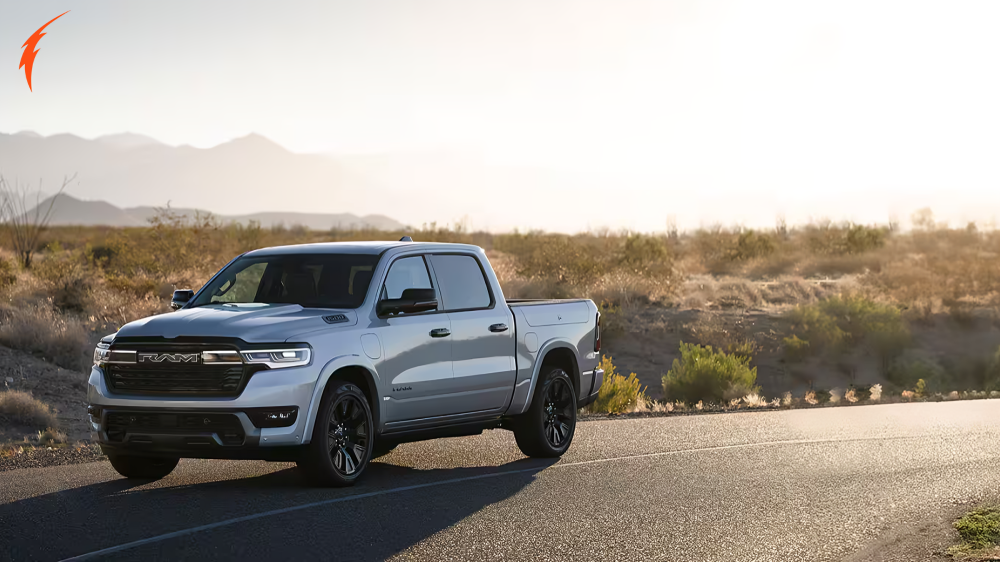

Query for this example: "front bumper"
[87,364,319,455]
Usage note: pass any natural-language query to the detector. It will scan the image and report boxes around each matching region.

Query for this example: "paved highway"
[2,401,1000,561]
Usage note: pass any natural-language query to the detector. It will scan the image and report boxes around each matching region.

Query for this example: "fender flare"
[517,338,580,415]
[300,354,383,443]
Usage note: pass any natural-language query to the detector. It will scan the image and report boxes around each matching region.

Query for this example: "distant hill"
[23,194,406,231]
[0,131,388,220]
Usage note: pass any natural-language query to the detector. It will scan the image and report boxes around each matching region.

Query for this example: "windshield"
[190,253,381,309]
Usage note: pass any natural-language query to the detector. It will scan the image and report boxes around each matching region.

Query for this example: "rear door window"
[430,254,492,311]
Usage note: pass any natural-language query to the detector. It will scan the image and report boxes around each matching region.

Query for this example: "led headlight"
[93,342,111,366]
[242,348,311,369]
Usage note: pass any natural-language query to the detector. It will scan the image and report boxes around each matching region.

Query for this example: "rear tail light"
[594,312,602,352]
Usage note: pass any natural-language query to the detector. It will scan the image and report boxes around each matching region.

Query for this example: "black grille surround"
[103,342,265,397]
[106,363,246,395]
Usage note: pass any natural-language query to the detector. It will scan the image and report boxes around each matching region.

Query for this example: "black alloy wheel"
[542,376,575,448]
[327,394,369,476]
[298,381,374,487]
[512,367,577,458]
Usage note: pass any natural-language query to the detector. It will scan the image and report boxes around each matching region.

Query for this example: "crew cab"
[88,240,604,486]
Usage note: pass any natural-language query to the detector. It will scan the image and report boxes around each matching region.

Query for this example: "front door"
[377,255,454,423]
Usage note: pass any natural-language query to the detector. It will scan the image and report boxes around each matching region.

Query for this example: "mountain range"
[0,130,606,233]
[17,193,405,230]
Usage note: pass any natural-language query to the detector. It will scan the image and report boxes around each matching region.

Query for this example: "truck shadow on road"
[0,457,558,562]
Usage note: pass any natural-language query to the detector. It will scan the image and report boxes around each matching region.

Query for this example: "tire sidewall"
[309,382,374,485]
[533,368,577,455]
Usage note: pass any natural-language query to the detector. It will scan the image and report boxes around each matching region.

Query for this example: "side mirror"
[377,288,438,316]
[171,289,195,310]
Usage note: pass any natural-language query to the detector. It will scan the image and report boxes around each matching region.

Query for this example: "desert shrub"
[0,258,17,288]
[782,335,811,362]
[586,355,648,414]
[620,233,671,272]
[785,295,910,371]
[32,250,94,313]
[662,342,760,405]
[887,351,946,393]
[0,304,90,370]
[728,230,776,261]
[36,427,67,445]
[105,274,159,297]
[952,507,1000,551]
[805,223,888,256]
[0,390,58,429]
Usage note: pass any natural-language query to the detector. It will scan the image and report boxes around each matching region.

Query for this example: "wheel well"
[540,347,580,398]
[328,366,380,429]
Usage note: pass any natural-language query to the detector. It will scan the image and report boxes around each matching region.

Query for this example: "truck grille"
[106,363,245,395]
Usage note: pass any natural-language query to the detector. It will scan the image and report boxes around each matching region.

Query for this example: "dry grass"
[0,390,58,430]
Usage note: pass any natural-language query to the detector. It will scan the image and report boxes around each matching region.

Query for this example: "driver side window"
[381,256,433,300]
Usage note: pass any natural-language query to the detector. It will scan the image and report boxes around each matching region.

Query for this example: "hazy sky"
[2,0,1000,231]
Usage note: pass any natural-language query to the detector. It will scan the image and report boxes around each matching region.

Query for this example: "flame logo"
[20,11,70,92]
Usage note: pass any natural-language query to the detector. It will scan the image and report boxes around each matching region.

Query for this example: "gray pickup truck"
[88,240,604,486]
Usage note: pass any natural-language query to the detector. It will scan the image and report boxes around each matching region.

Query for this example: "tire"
[105,453,179,480]
[297,380,374,487]
[513,367,577,458]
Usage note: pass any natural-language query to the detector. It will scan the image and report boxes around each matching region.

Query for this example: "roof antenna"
[399,236,413,242]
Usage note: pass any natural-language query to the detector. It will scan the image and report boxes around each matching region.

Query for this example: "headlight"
[93,342,111,366]
[242,348,311,369]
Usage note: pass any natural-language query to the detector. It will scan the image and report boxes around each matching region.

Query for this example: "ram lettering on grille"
[137,353,200,363]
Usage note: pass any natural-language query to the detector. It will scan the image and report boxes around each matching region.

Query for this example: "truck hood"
[114,303,359,342]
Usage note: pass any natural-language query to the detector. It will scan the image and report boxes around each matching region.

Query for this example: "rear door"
[428,253,516,414]
[376,255,455,423]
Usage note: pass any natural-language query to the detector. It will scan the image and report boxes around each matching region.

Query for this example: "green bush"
[586,355,647,414]
[662,342,760,405]
[887,351,945,393]
[728,230,776,261]
[782,335,811,362]
[785,295,910,371]
[953,507,1000,551]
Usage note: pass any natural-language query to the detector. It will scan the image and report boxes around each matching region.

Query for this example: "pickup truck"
[88,240,604,486]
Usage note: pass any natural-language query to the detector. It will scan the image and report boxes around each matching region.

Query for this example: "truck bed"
[505,298,592,306]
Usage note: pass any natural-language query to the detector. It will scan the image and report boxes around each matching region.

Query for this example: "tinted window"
[430,254,492,310]
[190,254,380,309]
[382,256,433,300]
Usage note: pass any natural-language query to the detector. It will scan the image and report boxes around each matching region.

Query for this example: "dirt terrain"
[0,347,90,443]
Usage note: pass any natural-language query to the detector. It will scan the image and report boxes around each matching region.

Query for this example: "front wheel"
[513,367,577,458]
[104,452,178,480]
[297,381,374,487]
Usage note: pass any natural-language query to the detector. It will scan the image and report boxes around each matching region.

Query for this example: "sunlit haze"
[2,0,999,232]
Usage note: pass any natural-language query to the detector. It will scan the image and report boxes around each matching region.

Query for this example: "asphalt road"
[3,400,1000,562]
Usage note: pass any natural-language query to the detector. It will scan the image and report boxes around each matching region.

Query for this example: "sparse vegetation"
[0,390,58,430]
[584,355,650,415]
[1,207,1000,429]
[662,342,760,405]
[949,506,1000,557]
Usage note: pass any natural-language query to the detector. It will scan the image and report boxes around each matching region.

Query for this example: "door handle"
[489,323,509,333]
[430,328,451,338]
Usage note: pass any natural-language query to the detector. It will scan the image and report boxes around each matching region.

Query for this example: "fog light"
[87,405,103,423]
[247,408,298,428]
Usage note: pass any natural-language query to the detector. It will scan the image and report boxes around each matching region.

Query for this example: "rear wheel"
[104,453,179,480]
[513,367,577,458]
[297,381,373,487]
